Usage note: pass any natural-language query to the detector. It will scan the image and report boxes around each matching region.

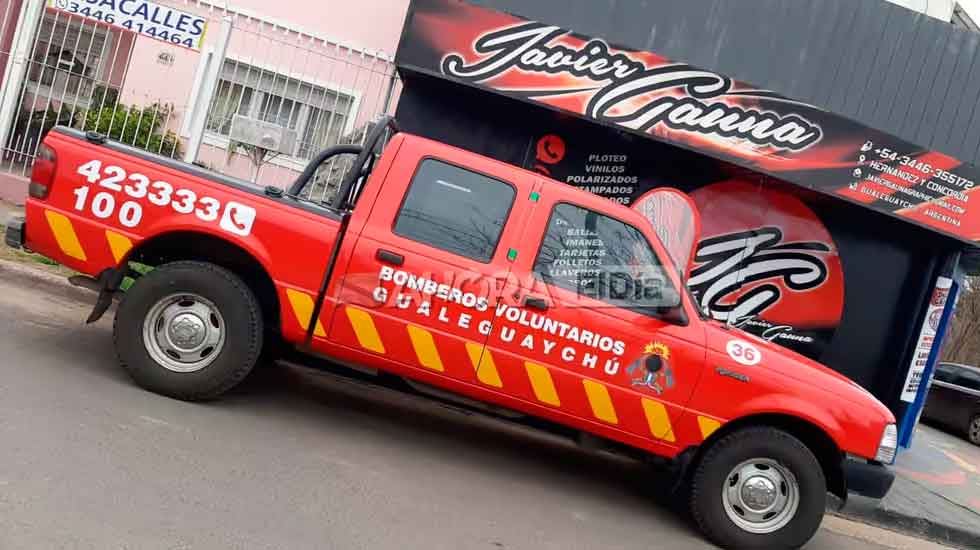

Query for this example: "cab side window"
[394,159,515,262]
[533,202,678,311]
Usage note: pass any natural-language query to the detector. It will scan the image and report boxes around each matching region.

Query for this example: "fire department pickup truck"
[6,118,896,549]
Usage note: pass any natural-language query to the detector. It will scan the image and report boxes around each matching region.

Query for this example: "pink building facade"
[0,0,410,202]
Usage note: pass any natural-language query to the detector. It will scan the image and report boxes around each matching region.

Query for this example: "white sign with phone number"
[73,159,257,237]
[900,277,953,403]
[49,0,208,51]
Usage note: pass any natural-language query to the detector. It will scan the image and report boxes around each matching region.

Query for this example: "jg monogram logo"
[687,227,831,323]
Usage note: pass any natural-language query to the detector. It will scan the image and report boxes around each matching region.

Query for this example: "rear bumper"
[4,215,24,249]
[843,456,895,499]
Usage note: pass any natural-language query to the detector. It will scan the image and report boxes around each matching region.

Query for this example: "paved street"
[903,422,980,514]
[0,261,955,550]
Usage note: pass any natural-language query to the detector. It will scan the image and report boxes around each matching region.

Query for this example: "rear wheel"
[690,427,826,549]
[969,415,980,446]
[114,261,263,401]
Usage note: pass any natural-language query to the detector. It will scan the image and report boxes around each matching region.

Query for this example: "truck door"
[494,189,707,451]
[327,140,538,391]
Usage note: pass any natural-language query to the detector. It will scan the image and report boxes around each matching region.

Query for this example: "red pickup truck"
[6,118,896,549]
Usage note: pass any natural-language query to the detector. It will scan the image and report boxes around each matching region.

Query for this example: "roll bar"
[331,116,399,211]
[286,116,399,207]
[287,144,362,198]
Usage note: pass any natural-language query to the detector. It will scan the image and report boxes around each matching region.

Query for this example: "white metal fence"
[0,0,399,203]
[0,3,193,177]
[196,14,399,200]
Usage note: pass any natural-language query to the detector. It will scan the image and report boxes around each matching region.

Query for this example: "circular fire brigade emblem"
[626,341,674,395]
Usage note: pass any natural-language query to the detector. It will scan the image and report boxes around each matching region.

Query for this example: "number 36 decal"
[74,159,257,236]
[726,340,761,366]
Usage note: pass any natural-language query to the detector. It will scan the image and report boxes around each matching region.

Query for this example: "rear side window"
[394,159,515,262]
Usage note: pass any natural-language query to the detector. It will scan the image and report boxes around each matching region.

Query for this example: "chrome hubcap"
[143,293,225,373]
[722,458,800,534]
[169,313,207,349]
[741,476,778,510]
[969,417,980,445]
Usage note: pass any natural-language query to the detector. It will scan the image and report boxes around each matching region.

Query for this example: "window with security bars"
[26,14,110,104]
[205,59,357,159]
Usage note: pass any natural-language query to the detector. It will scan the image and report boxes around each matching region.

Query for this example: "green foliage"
[120,263,154,292]
[129,262,154,275]
[33,255,60,266]
[84,102,182,158]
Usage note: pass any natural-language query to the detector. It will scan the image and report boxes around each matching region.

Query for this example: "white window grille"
[26,13,110,109]
[205,59,357,160]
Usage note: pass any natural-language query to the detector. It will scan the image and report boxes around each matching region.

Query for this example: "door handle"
[523,295,549,311]
[376,249,404,266]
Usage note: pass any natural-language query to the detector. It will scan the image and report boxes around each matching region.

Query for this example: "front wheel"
[114,261,264,401]
[968,415,980,446]
[689,427,826,549]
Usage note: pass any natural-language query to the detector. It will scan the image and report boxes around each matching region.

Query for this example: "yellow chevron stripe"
[345,306,385,353]
[524,362,561,407]
[465,342,502,388]
[582,380,618,424]
[105,230,132,264]
[641,399,675,442]
[285,289,326,337]
[697,416,723,440]
[44,210,86,261]
[407,325,444,372]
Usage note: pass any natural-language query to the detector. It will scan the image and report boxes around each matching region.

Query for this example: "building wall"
[0,0,409,199]
[118,0,409,132]
[201,0,409,54]
[885,0,955,20]
[110,0,409,185]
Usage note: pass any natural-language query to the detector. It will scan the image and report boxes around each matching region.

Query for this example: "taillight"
[29,143,57,199]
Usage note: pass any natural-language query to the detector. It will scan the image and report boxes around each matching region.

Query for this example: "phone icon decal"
[220,202,257,236]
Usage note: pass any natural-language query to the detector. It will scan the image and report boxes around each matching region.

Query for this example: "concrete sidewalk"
[837,424,980,549]
[0,171,27,206]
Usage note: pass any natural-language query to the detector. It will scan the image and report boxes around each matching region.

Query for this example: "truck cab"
[7,118,897,549]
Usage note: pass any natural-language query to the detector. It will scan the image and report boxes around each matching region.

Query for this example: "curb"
[0,258,94,305]
[829,500,980,550]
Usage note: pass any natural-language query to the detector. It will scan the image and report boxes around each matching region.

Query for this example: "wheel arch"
[126,230,281,334]
[688,413,846,500]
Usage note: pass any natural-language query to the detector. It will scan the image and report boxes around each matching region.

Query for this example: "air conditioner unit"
[229,114,298,154]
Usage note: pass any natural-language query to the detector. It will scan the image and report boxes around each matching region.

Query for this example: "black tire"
[968,414,980,446]
[690,427,826,550]
[114,261,264,401]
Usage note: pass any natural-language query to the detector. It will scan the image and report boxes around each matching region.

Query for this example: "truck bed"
[50,126,345,221]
